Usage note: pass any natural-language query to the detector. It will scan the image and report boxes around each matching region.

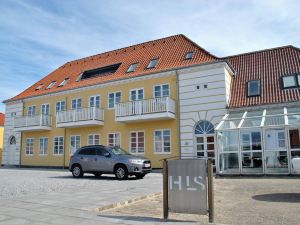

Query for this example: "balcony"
[56,107,104,128]
[115,97,176,123]
[14,114,52,131]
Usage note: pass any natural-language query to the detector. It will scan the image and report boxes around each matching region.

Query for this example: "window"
[108,92,121,108]
[41,104,50,115]
[247,80,261,97]
[130,89,144,101]
[154,84,169,98]
[147,58,158,69]
[88,134,100,145]
[11,112,16,117]
[195,120,215,135]
[26,138,34,155]
[54,137,64,155]
[241,131,262,151]
[127,63,138,73]
[56,101,66,113]
[58,78,69,87]
[70,135,81,155]
[71,98,82,110]
[80,63,121,80]
[282,75,298,89]
[154,129,171,153]
[9,136,16,145]
[39,137,48,155]
[78,147,96,155]
[289,129,300,149]
[27,106,36,116]
[185,51,194,60]
[108,133,121,147]
[35,84,43,90]
[47,81,56,89]
[130,131,145,154]
[89,95,100,108]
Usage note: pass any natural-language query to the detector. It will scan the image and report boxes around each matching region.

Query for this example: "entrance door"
[264,129,289,174]
[7,136,16,165]
[196,135,215,163]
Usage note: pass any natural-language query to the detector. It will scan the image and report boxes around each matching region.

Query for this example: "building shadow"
[98,214,196,223]
[47,175,139,181]
[252,193,300,203]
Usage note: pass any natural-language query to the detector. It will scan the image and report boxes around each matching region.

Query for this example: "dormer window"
[80,63,121,80]
[46,81,56,89]
[247,80,261,97]
[185,51,194,60]
[282,75,299,89]
[127,63,138,73]
[58,78,69,87]
[35,84,43,91]
[147,58,158,69]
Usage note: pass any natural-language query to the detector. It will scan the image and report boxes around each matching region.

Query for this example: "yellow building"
[2,34,219,168]
[0,113,4,164]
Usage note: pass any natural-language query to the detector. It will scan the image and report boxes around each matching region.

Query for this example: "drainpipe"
[175,70,181,159]
[19,100,25,168]
[63,97,68,169]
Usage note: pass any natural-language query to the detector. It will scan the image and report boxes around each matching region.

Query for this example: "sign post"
[163,158,214,223]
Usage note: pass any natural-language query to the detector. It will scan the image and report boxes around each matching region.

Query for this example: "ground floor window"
[88,134,100,145]
[130,131,144,154]
[108,133,120,147]
[154,129,171,153]
[26,138,34,155]
[39,137,48,155]
[70,135,81,155]
[54,137,64,155]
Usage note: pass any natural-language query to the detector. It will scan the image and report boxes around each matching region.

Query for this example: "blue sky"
[0,0,300,112]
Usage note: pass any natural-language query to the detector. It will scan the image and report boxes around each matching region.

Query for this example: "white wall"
[2,101,23,165]
[178,62,233,158]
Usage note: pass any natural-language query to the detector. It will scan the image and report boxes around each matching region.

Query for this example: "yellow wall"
[21,74,179,168]
[0,126,3,164]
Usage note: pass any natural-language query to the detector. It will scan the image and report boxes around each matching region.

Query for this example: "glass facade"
[216,106,300,175]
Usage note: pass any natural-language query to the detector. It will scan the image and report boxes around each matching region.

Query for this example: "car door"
[93,147,114,172]
[78,147,96,171]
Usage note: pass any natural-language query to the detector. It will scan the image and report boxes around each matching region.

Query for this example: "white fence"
[56,107,104,124]
[14,114,52,128]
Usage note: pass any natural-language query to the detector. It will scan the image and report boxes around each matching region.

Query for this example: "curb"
[94,192,162,212]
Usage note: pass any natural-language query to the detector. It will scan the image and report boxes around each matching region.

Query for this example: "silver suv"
[69,145,152,180]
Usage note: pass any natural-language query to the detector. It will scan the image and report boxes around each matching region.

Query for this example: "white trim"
[71,97,82,109]
[55,100,66,113]
[41,103,50,115]
[153,129,171,154]
[39,137,49,156]
[27,105,36,116]
[108,91,122,109]
[129,130,145,155]
[129,88,144,101]
[53,136,64,156]
[87,134,101,145]
[153,83,170,98]
[25,138,34,156]
[70,135,81,155]
[89,95,101,108]
[107,132,121,147]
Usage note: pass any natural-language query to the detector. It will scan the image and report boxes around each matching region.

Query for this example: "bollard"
[163,159,168,220]
[207,159,214,223]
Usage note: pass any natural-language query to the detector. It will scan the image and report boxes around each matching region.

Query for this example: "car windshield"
[110,146,130,155]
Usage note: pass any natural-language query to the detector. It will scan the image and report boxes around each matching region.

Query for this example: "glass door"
[264,129,289,174]
[130,89,144,115]
[240,130,263,174]
[196,135,215,164]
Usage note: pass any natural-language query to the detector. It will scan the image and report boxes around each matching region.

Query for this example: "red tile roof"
[0,113,4,126]
[227,46,300,108]
[7,34,217,102]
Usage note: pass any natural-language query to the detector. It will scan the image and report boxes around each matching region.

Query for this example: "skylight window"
[147,59,159,69]
[127,63,138,73]
[81,63,121,80]
[35,84,43,91]
[247,80,261,97]
[58,78,69,87]
[282,75,298,89]
[185,51,194,60]
[46,81,56,89]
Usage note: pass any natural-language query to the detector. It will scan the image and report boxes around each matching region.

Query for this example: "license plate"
[144,163,151,168]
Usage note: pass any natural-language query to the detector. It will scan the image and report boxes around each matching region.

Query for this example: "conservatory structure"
[215,106,300,175]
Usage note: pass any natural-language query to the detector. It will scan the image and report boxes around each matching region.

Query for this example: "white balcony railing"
[14,114,52,131]
[115,97,176,121]
[56,107,104,127]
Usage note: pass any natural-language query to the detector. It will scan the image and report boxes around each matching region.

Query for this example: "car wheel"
[115,165,128,180]
[94,172,102,177]
[72,165,83,178]
[135,174,146,179]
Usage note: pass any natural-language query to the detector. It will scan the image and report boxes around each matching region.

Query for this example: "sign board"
[168,159,207,214]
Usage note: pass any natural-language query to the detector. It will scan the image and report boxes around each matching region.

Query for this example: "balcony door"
[130,89,144,115]
[89,96,100,119]
[41,104,50,125]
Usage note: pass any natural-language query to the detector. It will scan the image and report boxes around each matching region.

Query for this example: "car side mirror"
[104,152,111,158]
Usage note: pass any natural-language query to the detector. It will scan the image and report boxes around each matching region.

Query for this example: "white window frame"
[130,88,144,101]
[56,101,66,113]
[247,80,261,97]
[39,137,48,155]
[41,103,50,115]
[26,138,34,155]
[70,135,81,155]
[58,78,69,87]
[88,134,100,145]
[47,81,56,89]
[27,105,36,116]
[126,63,138,73]
[153,84,170,98]
[108,91,122,109]
[147,58,159,69]
[130,131,145,154]
[107,133,121,147]
[154,129,171,154]
[71,98,82,110]
[89,95,101,108]
[53,136,64,155]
